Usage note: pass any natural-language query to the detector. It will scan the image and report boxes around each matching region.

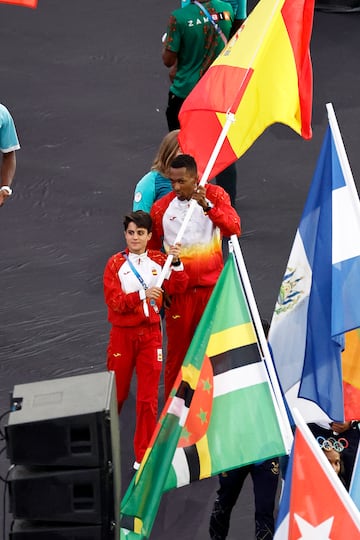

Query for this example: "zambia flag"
[120,252,288,539]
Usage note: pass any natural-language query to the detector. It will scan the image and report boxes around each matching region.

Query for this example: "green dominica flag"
[120,251,288,539]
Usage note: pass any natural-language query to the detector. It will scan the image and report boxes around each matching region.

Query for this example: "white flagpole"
[326,102,360,203]
[155,112,236,287]
[198,112,236,186]
[230,234,294,451]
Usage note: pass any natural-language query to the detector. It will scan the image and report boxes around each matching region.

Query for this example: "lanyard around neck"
[122,251,159,314]
[122,251,148,291]
[192,0,228,46]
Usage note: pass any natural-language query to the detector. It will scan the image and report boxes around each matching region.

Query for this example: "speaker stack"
[5,371,121,540]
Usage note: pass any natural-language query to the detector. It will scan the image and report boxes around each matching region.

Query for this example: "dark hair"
[123,210,152,232]
[170,154,197,176]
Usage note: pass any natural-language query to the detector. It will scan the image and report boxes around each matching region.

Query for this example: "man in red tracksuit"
[103,210,188,469]
[149,154,241,398]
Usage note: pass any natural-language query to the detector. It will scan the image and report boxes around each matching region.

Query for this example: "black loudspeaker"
[9,521,105,540]
[5,371,121,540]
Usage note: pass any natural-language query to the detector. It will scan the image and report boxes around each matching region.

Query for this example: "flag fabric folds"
[0,0,38,7]
[120,251,288,539]
[274,410,360,539]
[342,329,360,420]
[269,111,360,423]
[178,0,314,180]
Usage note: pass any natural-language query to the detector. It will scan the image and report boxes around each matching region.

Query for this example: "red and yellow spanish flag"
[179,0,315,179]
[0,0,37,7]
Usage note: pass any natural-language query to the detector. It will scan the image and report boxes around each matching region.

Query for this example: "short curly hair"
[123,210,152,232]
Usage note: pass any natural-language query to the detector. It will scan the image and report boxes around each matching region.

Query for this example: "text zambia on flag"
[120,252,287,539]
[269,119,360,423]
[274,411,360,539]
[178,0,314,180]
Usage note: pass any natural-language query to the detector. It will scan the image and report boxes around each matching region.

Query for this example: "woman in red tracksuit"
[103,210,188,469]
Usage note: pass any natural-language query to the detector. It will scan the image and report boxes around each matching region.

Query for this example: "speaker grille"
[6,372,120,539]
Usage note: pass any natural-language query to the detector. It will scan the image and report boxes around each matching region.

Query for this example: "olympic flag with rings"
[120,250,290,540]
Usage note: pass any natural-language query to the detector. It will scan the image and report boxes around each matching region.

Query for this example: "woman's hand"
[145,287,163,301]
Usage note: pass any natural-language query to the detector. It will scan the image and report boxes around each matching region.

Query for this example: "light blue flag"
[269,105,360,423]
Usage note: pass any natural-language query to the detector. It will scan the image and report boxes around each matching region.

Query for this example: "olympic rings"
[337,437,349,449]
[316,436,348,453]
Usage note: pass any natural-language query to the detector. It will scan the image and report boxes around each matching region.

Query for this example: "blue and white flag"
[269,104,360,423]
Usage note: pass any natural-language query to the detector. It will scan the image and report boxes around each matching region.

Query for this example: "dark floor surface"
[1,1,360,538]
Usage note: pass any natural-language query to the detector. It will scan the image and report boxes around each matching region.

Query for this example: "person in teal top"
[133,130,181,213]
[0,103,20,207]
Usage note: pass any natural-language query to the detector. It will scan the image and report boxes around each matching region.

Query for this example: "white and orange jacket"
[149,184,241,288]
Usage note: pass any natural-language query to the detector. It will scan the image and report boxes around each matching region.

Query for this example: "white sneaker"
[133,461,140,470]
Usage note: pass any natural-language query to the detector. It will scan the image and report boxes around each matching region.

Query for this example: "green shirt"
[165,0,234,99]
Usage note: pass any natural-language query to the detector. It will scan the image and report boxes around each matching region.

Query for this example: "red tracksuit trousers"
[107,323,162,463]
[164,286,213,399]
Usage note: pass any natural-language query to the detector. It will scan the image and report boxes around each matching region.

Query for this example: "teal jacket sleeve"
[133,171,156,212]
